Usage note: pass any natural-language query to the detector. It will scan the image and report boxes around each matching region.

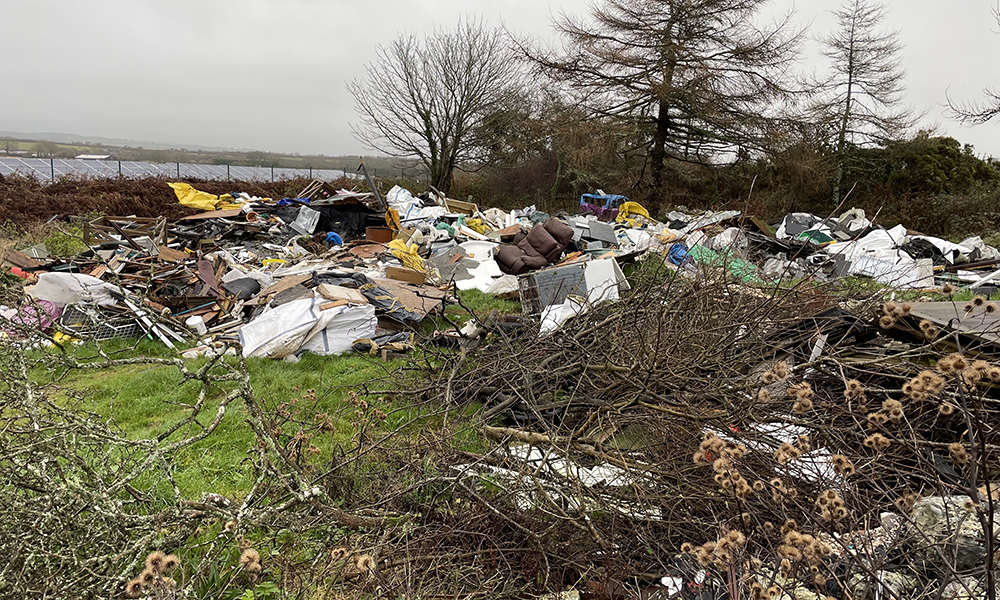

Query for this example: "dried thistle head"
[125,579,144,598]
[941,353,968,373]
[987,303,997,314]
[772,361,789,380]
[942,282,955,296]
[832,454,855,476]
[867,411,889,425]
[882,301,898,316]
[138,569,157,586]
[973,295,987,307]
[793,398,813,413]
[757,388,770,401]
[239,548,261,567]
[161,554,180,573]
[882,399,905,422]
[939,402,957,416]
[949,442,971,465]
[762,371,777,384]
[145,551,166,574]
[331,547,350,561]
[864,433,891,451]
[879,315,896,329]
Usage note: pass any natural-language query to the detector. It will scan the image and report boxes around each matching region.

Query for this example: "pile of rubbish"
[5,175,1000,360]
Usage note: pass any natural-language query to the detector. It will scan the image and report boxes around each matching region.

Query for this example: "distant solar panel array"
[0,157,349,182]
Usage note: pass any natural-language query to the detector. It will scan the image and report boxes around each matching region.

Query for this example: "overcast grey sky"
[3,0,1000,157]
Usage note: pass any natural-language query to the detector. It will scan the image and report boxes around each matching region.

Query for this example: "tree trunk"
[649,100,670,202]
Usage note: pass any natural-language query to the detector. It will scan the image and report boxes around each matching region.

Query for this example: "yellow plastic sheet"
[616,201,652,227]
[464,218,488,234]
[387,239,427,274]
[168,182,222,211]
[385,208,402,231]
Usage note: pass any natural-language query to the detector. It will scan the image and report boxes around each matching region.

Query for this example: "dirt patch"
[0,174,357,226]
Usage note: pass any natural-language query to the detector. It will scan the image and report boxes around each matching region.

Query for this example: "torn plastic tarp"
[540,296,587,335]
[238,294,376,359]
[313,272,424,325]
[168,182,235,212]
[385,185,447,225]
[29,273,120,307]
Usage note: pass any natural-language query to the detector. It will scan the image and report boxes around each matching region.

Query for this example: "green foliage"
[42,228,89,257]
[857,134,1000,197]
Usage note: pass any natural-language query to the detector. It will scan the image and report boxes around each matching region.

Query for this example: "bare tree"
[349,18,526,194]
[814,0,915,205]
[531,0,804,202]
[948,5,1000,125]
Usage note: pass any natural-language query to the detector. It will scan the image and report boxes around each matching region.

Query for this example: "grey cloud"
[2,0,1000,156]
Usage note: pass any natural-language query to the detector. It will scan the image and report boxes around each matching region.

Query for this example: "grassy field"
[27,288,518,503]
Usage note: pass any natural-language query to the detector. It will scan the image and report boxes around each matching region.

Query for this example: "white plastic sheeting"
[386,185,448,225]
[238,294,376,359]
[28,273,120,307]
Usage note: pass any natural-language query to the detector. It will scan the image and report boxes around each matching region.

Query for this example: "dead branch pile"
[406,257,1000,599]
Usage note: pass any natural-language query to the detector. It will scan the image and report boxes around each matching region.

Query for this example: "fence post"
[50,158,54,181]
[271,166,274,182]
[176,162,180,178]
[227,164,230,180]
[309,167,312,178]
[118,160,122,178]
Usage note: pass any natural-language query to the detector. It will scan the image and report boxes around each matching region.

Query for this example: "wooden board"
[196,260,221,297]
[2,250,42,270]
[177,208,243,221]
[908,302,1000,346]
[245,273,313,306]
[373,279,448,317]
[157,246,190,263]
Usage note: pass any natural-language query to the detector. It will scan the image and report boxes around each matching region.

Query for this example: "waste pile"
[8,175,1000,599]
[4,174,1000,363]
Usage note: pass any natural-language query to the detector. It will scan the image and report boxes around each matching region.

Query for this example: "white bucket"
[185,315,208,336]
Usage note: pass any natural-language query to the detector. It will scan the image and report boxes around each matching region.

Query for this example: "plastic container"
[185,315,208,336]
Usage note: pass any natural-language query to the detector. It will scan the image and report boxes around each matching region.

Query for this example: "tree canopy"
[349,18,526,193]
[533,0,804,201]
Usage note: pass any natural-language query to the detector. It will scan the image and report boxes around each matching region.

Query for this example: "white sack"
[29,272,119,307]
[239,295,376,359]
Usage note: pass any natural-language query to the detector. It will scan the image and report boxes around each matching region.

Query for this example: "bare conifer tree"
[814,0,915,205]
[349,19,526,194]
[532,0,803,202]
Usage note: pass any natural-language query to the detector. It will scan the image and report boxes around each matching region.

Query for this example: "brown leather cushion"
[543,218,574,255]
[495,218,574,274]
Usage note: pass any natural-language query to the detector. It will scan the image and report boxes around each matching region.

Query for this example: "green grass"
[33,339,413,499]
[450,289,522,317]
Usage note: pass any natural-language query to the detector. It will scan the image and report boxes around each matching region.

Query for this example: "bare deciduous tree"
[531,0,804,202]
[814,0,915,205]
[948,5,1000,126]
[348,19,526,194]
